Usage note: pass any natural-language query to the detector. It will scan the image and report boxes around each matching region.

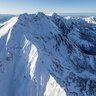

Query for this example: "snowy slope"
[0,12,96,96]
[0,15,14,26]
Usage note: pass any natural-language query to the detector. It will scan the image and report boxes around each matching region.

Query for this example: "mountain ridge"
[0,12,96,96]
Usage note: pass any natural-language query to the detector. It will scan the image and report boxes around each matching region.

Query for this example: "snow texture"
[0,12,96,96]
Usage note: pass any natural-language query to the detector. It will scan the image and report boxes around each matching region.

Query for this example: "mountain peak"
[52,13,60,18]
[37,12,45,17]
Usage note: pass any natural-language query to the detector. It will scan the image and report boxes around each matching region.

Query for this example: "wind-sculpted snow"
[0,12,96,96]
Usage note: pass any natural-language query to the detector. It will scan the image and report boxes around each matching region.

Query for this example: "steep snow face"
[0,13,96,96]
[0,16,18,37]
[44,75,67,96]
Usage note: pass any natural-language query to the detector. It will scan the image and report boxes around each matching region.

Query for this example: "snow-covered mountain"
[0,12,96,96]
[0,15,14,24]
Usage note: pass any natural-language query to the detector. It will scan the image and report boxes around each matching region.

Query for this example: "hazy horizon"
[0,0,96,14]
[0,12,96,17]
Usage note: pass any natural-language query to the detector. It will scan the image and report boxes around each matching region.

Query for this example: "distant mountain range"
[0,14,14,24]
[59,13,96,16]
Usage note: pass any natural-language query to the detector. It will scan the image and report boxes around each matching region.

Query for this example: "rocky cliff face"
[0,12,96,96]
